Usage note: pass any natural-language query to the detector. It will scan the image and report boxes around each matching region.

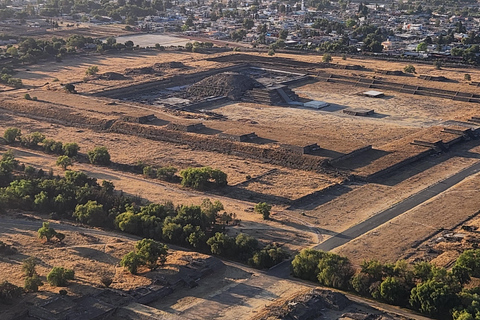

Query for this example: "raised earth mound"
[124,62,187,75]
[186,72,263,100]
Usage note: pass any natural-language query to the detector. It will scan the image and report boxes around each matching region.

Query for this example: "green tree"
[47,267,74,287]
[135,239,168,270]
[63,143,79,157]
[73,200,106,227]
[88,146,111,165]
[120,251,142,274]
[317,252,354,290]
[409,279,459,316]
[24,275,43,292]
[464,74,471,81]
[180,167,227,190]
[56,155,73,170]
[254,202,271,220]
[3,128,21,144]
[206,232,235,256]
[379,276,409,306]
[454,249,480,278]
[291,249,325,281]
[416,42,428,52]
[37,222,57,242]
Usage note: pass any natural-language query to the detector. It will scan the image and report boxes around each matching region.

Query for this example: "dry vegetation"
[1,49,480,319]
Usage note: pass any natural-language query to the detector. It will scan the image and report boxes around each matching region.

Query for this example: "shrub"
[254,202,272,220]
[143,166,156,178]
[465,74,471,81]
[37,222,57,242]
[85,65,99,75]
[56,155,73,170]
[404,64,416,74]
[22,257,37,277]
[120,251,142,274]
[3,127,21,144]
[63,143,79,157]
[20,132,45,148]
[24,275,43,292]
[180,167,227,190]
[135,238,168,270]
[88,146,111,165]
[47,267,74,287]
[157,166,177,181]
[322,53,332,63]
[24,93,31,100]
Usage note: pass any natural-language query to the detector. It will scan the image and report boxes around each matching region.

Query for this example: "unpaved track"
[315,159,480,251]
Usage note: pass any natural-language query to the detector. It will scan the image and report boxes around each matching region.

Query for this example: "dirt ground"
[0,212,209,299]
[2,49,480,319]
[1,146,317,252]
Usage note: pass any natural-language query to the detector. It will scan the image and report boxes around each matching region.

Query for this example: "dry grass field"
[2,48,480,319]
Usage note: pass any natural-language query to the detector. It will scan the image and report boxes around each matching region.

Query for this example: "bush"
[56,155,73,170]
[24,93,31,100]
[63,143,79,157]
[37,222,57,242]
[20,132,45,148]
[465,74,471,81]
[24,275,43,292]
[254,202,272,220]
[3,127,21,144]
[157,166,177,181]
[135,238,168,270]
[85,65,99,75]
[322,53,332,63]
[120,251,142,274]
[88,146,111,165]
[404,64,416,74]
[22,257,37,277]
[47,267,74,287]
[180,167,227,190]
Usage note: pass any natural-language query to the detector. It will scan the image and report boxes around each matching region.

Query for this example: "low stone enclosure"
[316,73,480,104]
[10,257,223,320]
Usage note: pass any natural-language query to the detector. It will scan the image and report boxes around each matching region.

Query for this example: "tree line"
[0,149,286,269]
[292,248,480,320]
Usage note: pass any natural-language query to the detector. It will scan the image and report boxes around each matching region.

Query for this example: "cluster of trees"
[451,45,480,65]
[184,41,214,53]
[3,35,135,66]
[179,167,227,190]
[143,165,177,182]
[0,152,284,269]
[292,248,480,319]
[1,256,74,303]
[0,67,22,88]
[4,128,79,157]
[206,232,288,268]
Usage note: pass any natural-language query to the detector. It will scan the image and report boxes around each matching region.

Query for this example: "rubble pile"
[186,72,262,100]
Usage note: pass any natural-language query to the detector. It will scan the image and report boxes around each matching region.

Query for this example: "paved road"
[314,160,480,251]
